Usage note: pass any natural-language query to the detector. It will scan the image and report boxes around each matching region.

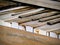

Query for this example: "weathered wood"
[18,8,45,18]
[11,6,35,15]
[39,14,60,22]
[47,18,60,25]
[14,0,60,10]
[0,26,60,45]
[20,20,47,28]
[0,6,29,13]
[0,1,16,8]
[36,23,60,32]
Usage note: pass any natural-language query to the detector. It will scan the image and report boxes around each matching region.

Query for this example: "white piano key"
[0,6,28,13]
[18,8,45,17]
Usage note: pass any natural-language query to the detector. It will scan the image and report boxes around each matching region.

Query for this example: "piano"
[0,0,60,39]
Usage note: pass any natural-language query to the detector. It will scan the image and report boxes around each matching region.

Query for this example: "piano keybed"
[0,1,60,39]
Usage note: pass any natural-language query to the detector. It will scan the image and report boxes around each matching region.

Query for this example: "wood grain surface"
[0,26,60,45]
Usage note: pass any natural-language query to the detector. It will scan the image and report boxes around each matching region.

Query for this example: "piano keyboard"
[5,11,59,23]
[0,1,60,39]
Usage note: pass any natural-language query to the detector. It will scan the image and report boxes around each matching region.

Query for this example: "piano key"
[35,23,60,32]
[11,6,35,13]
[17,8,45,18]
[47,18,60,25]
[0,6,29,13]
[39,14,60,22]
[11,7,36,16]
